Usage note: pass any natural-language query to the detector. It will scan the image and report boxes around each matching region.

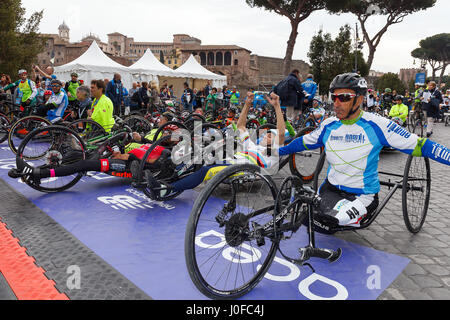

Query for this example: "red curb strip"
[0,218,69,300]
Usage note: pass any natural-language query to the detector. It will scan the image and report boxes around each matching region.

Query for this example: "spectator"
[205,88,217,112]
[160,87,170,100]
[129,83,140,112]
[273,69,304,121]
[168,85,175,98]
[223,85,230,107]
[0,74,12,93]
[149,81,160,114]
[65,72,82,108]
[88,79,115,132]
[204,81,212,97]
[33,65,56,90]
[230,86,240,107]
[302,74,318,109]
[367,89,375,111]
[122,86,130,115]
[182,82,194,112]
[423,81,443,137]
[138,82,150,110]
[75,85,92,119]
[106,73,124,116]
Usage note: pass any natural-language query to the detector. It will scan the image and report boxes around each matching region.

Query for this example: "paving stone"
[401,290,432,300]
[411,275,444,288]
[403,263,427,276]
[424,288,450,300]
[422,264,450,277]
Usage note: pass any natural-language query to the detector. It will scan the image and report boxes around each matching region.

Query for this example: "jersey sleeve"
[29,81,38,100]
[279,119,332,156]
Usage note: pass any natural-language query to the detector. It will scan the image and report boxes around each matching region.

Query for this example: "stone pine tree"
[308,25,369,95]
[246,0,339,76]
[375,72,406,94]
[327,0,436,70]
[412,33,450,85]
[0,0,45,78]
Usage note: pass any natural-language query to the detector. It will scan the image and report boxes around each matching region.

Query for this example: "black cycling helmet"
[330,73,368,120]
[329,73,368,96]
[162,112,176,122]
[395,95,403,101]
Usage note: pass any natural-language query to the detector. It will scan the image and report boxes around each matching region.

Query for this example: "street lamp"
[353,23,364,73]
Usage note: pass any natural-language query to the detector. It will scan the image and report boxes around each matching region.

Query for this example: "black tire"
[313,152,327,193]
[289,126,323,183]
[0,113,11,144]
[137,135,183,201]
[152,121,188,143]
[16,125,87,193]
[8,116,52,158]
[445,116,450,127]
[402,155,431,234]
[68,119,107,146]
[122,115,153,135]
[185,164,279,300]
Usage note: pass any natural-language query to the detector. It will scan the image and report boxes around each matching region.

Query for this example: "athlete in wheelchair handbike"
[184,73,450,300]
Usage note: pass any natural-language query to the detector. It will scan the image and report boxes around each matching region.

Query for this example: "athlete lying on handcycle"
[279,73,450,233]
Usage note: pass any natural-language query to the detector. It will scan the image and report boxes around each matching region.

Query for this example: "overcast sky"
[22,0,449,75]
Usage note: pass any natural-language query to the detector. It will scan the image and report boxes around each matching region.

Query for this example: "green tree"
[375,72,406,94]
[0,0,45,79]
[308,25,369,95]
[246,0,341,76]
[412,33,450,85]
[327,0,436,70]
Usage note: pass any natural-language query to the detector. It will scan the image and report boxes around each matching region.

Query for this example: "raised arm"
[237,92,254,133]
[265,93,286,146]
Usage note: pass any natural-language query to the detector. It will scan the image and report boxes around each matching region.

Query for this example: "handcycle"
[184,150,431,299]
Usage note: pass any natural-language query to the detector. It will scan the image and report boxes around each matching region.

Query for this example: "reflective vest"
[18,80,33,102]
[67,81,81,101]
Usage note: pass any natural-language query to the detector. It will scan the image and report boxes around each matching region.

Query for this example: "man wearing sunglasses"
[35,79,69,123]
[279,72,450,234]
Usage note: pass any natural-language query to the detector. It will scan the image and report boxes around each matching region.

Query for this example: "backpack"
[275,78,290,102]
[131,91,140,103]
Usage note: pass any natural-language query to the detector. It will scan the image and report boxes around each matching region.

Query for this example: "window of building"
[224,52,232,66]
[42,60,46,64]
[168,60,172,65]
[216,52,223,66]
[207,52,215,66]
[199,52,207,65]
[234,59,239,66]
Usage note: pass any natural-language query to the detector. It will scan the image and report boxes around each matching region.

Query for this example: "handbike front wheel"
[289,126,323,182]
[8,116,52,158]
[0,113,11,144]
[16,125,87,193]
[185,164,279,300]
[402,155,431,234]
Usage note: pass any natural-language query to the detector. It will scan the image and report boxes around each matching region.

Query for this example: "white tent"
[129,49,177,84]
[54,41,133,88]
[174,55,227,89]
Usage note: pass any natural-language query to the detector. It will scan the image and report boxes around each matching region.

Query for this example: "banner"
[415,73,426,86]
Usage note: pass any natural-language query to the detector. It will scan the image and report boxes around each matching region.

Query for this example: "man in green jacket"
[65,73,82,108]
[389,95,409,125]
[88,80,115,132]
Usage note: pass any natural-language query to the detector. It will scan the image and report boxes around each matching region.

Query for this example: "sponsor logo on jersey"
[432,143,450,162]
[386,122,411,139]
[345,133,366,144]
[111,171,133,178]
[330,135,344,142]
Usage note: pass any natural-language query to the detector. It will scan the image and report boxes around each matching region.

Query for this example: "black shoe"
[15,157,40,185]
[426,132,433,138]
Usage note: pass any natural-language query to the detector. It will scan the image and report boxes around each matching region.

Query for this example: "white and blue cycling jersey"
[279,111,450,195]
[46,91,68,123]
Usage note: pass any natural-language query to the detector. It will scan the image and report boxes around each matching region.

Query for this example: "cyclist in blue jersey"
[279,73,450,233]
[35,79,69,123]
[302,74,318,109]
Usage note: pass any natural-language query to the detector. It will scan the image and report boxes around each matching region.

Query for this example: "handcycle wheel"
[137,135,184,201]
[289,126,323,182]
[16,125,87,193]
[402,155,431,234]
[152,121,188,143]
[407,113,416,133]
[122,115,153,135]
[68,119,107,145]
[0,113,11,144]
[8,116,52,158]
[185,164,279,300]
[313,152,327,193]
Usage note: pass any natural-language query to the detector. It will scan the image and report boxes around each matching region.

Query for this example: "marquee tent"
[54,41,133,88]
[174,55,227,89]
[128,49,176,84]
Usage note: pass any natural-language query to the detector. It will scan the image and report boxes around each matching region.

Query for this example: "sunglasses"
[331,93,357,103]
